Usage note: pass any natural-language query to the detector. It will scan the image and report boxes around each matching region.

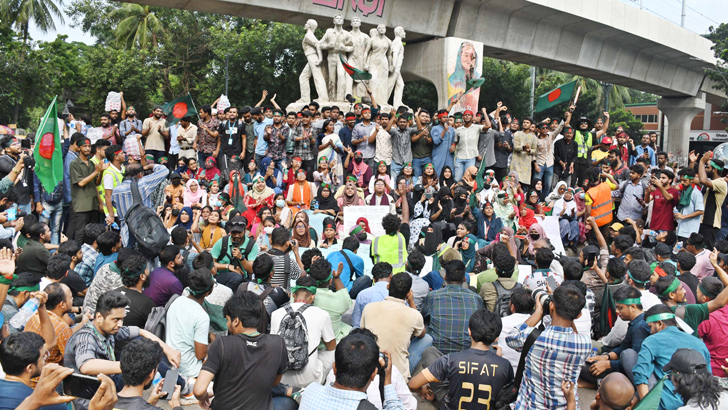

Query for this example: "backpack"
[279,304,314,370]
[40,180,63,205]
[493,280,523,318]
[220,235,255,276]
[125,180,170,258]
[144,294,181,339]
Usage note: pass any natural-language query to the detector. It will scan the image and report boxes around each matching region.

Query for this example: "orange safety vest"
[587,182,613,227]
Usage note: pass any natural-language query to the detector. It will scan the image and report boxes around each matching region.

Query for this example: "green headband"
[11,284,40,292]
[710,160,724,171]
[291,285,317,295]
[660,278,681,297]
[645,312,676,323]
[346,175,357,182]
[316,274,333,287]
[699,283,718,299]
[351,226,364,235]
[615,298,641,306]
[189,282,214,297]
[628,271,648,285]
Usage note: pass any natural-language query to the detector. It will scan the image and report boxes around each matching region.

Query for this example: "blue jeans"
[390,162,404,180]
[408,333,434,376]
[40,201,63,245]
[412,156,432,179]
[534,164,554,195]
[559,218,579,243]
[198,151,214,166]
[454,158,475,181]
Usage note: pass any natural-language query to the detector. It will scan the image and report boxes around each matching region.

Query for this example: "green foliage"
[402,80,438,111]
[109,3,164,50]
[1,0,64,40]
[706,23,728,128]
[0,32,51,125]
[607,107,644,137]
[478,58,531,120]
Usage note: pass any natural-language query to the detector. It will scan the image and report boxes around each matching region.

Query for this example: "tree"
[402,80,438,111]
[478,58,532,120]
[109,2,164,50]
[706,23,728,130]
[608,107,644,137]
[0,0,64,44]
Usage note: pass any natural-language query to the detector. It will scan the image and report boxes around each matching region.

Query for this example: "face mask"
[172,179,180,186]
[530,233,540,240]
[354,157,363,164]
[264,226,274,235]
[578,193,585,200]
[276,199,286,208]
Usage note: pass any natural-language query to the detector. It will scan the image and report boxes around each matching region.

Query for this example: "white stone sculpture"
[388,26,406,108]
[297,19,329,103]
[319,14,354,102]
[349,17,372,98]
[367,24,392,106]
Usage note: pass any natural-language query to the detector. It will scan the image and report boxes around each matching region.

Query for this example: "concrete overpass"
[118,0,727,162]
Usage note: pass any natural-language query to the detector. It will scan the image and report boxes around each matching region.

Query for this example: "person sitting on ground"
[352,262,393,328]
[3,272,43,333]
[480,252,519,314]
[75,223,105,286]
[655,272,728,336]
[565,373,634,410]
[82,247,136,315]
[93,230,121,275]
[243,252,290,333]
[309,258,353,342]
[666,348,728,410]
[57,240,90,305]
[409,308,514,409]
[497,287,535,370]
[114,254,156,329]
[326,236,366,295]
[115,338,182,410]
[16,222,51,278]
[143,245,185,307]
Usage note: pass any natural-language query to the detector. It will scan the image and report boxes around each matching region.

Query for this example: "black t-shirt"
[201,333,288,410]
[680,272,699,299]
[114,287,155,328]
[114,395,167,410]
[218,120,246,157]
[426,348,514,410]
[62,269,88,305]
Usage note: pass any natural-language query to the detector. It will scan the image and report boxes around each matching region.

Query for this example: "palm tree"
[0,0,64,44]
[109,3,164,50]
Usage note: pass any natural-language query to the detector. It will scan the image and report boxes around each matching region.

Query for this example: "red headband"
[114,149,123,155]
[361,107,371,113]
[438,111,448,119]
[463,110,474,116]
[345,114,356,120]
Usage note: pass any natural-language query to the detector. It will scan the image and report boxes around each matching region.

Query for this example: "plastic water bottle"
[152,371,163,386]
[9,298,40,329]
[312,199,319,210]
[41,210,50,219]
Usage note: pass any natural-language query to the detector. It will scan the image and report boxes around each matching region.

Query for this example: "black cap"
[228,216,246,233]
[718,253,728,266]
[663,348,709,374]
[170,172,181,180]
[250,107,262,115]
[655,242,672,257]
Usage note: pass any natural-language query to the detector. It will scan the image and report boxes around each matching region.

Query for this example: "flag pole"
[188,92,201,121]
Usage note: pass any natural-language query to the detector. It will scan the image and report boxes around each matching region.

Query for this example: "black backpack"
[493,281,523,318]
[125,180,170,258]
[144,294,181,339]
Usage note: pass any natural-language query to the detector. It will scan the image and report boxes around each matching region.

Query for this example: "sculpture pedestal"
[285,101,399,115]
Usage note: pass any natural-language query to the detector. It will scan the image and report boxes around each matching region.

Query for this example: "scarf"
[677,184,697,212]
[291,180,312,210]
[175,207,193,230]
[291,219,313,248]
[356,217,372,233]
[175,164,188,175]
[436,187,453,221]
[369,192,390,206]
[439,166,455,190]
[460,234,478,273]
[249,175,275,201]
[420,224,443,256]
[184,179,206,207]
[548,181,567,202]
[526,223,546,256]
[228,171,246,211]
[341,188,362,207]
[351,153,369,185]
[462,166,478,187]
[494,196,515,224]
[316,186,340,213]
[496,227,517,252]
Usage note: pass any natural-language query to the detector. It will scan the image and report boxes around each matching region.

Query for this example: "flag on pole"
[633,375,668,410]
[163,94,198,125]
[339,53,372,81]
[534,80,577,112]
[34,96,64,194]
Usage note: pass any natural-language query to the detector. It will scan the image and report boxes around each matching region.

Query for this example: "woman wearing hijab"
[314,183,339,217]
[243,175,275,226]
[344,149,372,192]
[319,218,338,249]
[493,191,518,231]
[291,215,314,248]
[546,181,568,206]
[451,186,472,225]
[439,166,455,191]
[184,179,207,208]
[291,211,319,245]
[476,202,503,244]
[226,169,246,212]
[200,209,225,251]
[337,177,365,209]
[174,157,189,176]
[409,184,433,249]
[574,186,588,243]
[553,187,579,252]
[518,189,542,231]
[462,166,479,190]
[200,157,222,183]
[172,206,195,232]
[522,223,546,260]
[457,234,478,273]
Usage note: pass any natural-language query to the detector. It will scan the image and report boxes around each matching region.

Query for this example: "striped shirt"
[76,243,98,286]
[299,383,404,410]
[110,164,170,245]
[266,248,301,291]
[506,323,593,409]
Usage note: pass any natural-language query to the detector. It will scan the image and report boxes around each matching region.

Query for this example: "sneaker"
[291,387,305,404]
[181,377,196,397]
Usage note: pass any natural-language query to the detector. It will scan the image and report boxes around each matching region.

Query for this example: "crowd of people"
[1,87,728,410]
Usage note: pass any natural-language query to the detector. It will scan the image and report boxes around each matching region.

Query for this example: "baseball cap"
[663,348,709,374]
[610,222,624,232]
[228,216,247,233]
[170,172,181,180]
[601,136,613,145]
[654,242,672,257]
[717,252,728,266]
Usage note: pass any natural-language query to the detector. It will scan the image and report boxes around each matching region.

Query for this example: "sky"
[27,0,728,45]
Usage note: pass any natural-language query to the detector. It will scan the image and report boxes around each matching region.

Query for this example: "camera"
[171,208,180,217]
[379,352,388,371]
[531,289,552,315]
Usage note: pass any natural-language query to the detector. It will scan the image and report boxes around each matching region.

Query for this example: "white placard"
[342,205,390,237]
[537,215,566,257]
[105,91,121,112]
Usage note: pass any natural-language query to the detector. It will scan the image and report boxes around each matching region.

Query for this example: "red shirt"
[650,187,679,231]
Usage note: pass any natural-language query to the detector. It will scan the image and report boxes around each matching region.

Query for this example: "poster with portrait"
[446,38,484,114]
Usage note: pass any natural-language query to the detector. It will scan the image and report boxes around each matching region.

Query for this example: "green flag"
[633,375,668,410]
[534,80,577,112]
[163,94,198,125]
[339,53,372,81]
[34,97,63,194]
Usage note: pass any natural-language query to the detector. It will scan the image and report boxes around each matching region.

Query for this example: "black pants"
[68,210,100,242]
[493,167,508,183]
[302,159,316,182]
[699,224,719,250]
[572,160,588,188]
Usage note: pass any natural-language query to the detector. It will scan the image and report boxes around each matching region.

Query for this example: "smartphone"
[6,207,16,221]
[160,367,179,400]
[63,373,101,400]
[546,275,558,291]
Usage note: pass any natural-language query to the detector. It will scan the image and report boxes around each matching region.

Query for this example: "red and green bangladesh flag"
[163,94,198,125]
[34,96,63,194]
[339,53,372,81]
[534,80,577,112]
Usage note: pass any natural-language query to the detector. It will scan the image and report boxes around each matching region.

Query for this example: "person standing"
[674,168,704,242]
[697,152,728,248]
[119,105,142,145]
[431,110,455,177]
[453,110,487,181]
[510,118,537,191]
[265,109,290,171]
[68,136,104,241]
[292,110,317,180]
[411,110,434,179]
[195,105,220,166]
[176,116,198,161]
[216,106,245,176]
[533,121,555,190]
[141,105,169,163]
[573,116,595,188]
[351,104,379,170]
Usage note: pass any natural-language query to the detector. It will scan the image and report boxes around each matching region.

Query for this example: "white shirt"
[271,302,336,388]
[325,366,417,410]
[498,313,531,370]
[102,164,124,190]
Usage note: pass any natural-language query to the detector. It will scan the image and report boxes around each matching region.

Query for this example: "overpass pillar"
[657,93,705,167]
